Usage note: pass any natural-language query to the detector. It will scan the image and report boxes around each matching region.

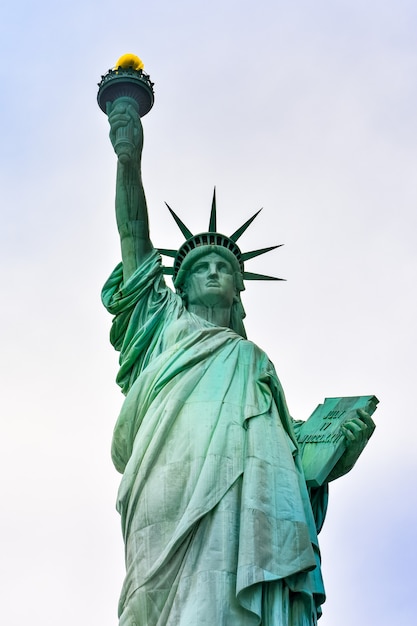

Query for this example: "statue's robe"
[102,250,327,626]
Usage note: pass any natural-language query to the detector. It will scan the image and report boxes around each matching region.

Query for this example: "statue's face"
[185,252,236,309]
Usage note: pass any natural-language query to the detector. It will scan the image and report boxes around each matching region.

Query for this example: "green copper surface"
[99,72,376,626]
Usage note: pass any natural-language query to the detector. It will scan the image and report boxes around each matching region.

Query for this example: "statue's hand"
[107,100,143,163]
[327,409,376,481]
[341,409,375,448]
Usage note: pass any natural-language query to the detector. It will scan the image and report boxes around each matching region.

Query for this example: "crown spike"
[241,244,283,262]
[209,187,217,232]
[230,209,263,242]
[243,271,285,281]
[165,202,194,239]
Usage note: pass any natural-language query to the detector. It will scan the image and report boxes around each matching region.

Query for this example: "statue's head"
[159,190,284,338]
[174,246,247,335]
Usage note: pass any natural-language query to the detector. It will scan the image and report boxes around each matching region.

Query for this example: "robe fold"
[102,250,327,625]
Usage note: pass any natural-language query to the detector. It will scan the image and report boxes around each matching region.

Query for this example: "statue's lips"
[206,281,221,287]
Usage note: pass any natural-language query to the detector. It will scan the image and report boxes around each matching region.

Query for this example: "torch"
[97,53,154,163]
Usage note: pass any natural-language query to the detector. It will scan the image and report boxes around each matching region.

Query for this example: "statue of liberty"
[100,57,375,626]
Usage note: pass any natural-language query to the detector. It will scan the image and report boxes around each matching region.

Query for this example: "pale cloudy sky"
[1,1,416,624]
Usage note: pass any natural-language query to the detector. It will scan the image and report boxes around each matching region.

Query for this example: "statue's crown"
[159,189,285,284]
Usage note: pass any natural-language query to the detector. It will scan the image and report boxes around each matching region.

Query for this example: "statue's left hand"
[342,408,375,448]
[327,409,376,481]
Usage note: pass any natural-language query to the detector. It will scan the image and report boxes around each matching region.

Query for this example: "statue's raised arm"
[108,101,153,282]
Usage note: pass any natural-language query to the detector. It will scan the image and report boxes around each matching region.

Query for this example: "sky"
[1,1,416,624]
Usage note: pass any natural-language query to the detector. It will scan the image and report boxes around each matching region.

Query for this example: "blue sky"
[1,1,416,624]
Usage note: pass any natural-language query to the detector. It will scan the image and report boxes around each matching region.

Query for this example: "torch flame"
[115,53,144,71]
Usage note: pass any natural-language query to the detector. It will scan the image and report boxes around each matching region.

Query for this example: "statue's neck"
[187,303,231,329]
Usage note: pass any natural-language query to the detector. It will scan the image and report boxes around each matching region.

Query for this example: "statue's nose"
[208,264,219,277]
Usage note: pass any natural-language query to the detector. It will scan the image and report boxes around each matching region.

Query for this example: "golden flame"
[114,53,144,71]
